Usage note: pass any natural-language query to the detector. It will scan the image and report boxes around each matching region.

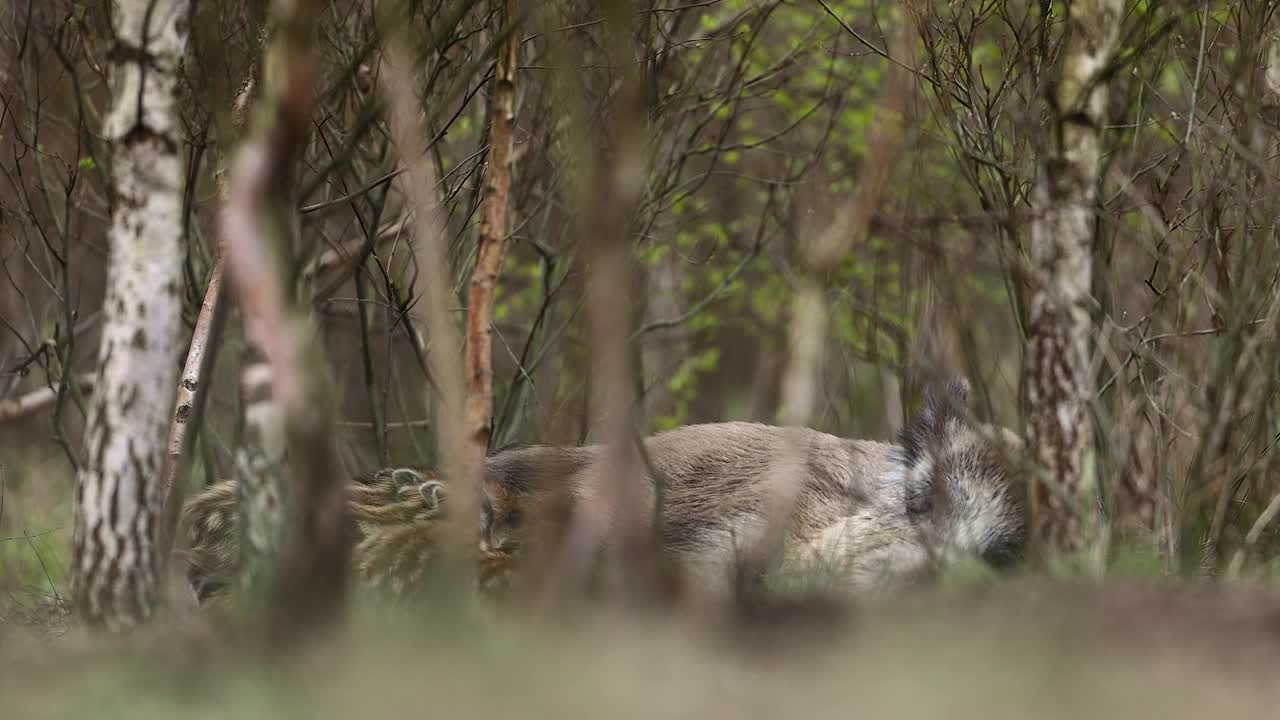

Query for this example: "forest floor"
[4,445,1279,716]
[2,576,1278,719]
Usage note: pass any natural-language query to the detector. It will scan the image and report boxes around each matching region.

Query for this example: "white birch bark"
[1024,0,1124,554]
[71,0,190,630]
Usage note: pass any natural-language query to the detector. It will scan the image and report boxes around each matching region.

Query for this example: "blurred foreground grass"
[3,441,1278,718]
[3,576,1278,720]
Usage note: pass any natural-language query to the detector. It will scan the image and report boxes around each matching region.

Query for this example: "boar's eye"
[905,488,933,516]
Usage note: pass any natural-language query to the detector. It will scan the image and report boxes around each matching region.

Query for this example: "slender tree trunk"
[221,1,354,632]
[537,0,658,604]
[464,0,520,484]
[71,0,191,630]
[381,4,476,591]
[1116,393,1159,536]
[1024,0,1124,556]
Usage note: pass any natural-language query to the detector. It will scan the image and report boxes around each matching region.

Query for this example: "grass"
[0,452,74,613]
[4,445,1280,720]
[3,576,1278,720]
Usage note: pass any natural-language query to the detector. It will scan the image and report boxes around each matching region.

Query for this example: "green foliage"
[748,270,788,328]
[937,554,1003,589]
[1038,550,1100,582]
[1107,544,1170,579]
[656,347,721,430]
[0,465,73,605]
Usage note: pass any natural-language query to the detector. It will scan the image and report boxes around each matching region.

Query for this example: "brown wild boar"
[178,467,514,604]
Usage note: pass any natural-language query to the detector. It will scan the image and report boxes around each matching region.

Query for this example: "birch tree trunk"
[1024,0,1124,556]
[464,0,519,491]
[71,0,190,630]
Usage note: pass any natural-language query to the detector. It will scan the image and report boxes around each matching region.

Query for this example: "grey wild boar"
[179,380,1026,604]
[481,379,1027,597]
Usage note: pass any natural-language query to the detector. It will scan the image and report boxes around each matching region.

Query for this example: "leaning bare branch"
[156,257,226,566]
[156,69,256,587]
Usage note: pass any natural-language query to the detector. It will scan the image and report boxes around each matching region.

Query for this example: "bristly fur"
[181,379,1027,605]
[898,378,971,467]
[179,466,516,606]
[481,377,1027,597]
[897,379,1028,569]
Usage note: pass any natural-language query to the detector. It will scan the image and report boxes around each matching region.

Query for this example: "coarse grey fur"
[481,379,1028,597]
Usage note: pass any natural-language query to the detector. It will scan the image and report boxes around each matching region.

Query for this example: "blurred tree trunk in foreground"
[221,0,354,632]
[544,0,659,604]
[748,15,918,592]
[1024,0,1124,558]
[71,0,191,631]
[381,2,476,593]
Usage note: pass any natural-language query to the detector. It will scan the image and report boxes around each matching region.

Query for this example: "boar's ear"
[898,377,971,464]
[391,468,426,492]
[926,377,971,420]
[992,425,1024,453]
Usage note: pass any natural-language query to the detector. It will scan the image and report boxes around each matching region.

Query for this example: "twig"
[0,374,92,423]
[335,418,431,430]
[25,529,67,614]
